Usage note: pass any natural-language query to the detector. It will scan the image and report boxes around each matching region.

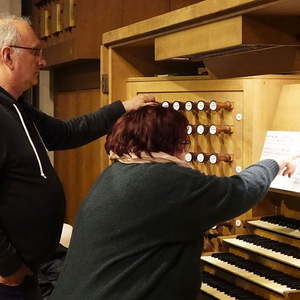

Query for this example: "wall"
[0,0,21,15]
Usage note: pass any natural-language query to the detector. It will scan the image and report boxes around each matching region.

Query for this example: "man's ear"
[1,47,14,70]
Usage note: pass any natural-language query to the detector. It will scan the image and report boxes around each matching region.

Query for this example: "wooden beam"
[103,0,285,46]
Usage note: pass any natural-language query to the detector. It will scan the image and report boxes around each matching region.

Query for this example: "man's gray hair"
[0,15,31,48]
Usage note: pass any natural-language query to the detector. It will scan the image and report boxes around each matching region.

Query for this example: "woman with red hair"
[51,105,297,300]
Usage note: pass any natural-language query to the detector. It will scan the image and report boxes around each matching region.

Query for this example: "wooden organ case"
[101,1,300,299]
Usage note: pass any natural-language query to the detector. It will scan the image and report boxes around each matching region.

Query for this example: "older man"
[0,15,154,300]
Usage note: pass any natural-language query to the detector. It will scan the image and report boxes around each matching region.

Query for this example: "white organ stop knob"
[209,125,217,135]
[209,154,217,164]
[185,152,193,162]
[197,153,207,163]
[187,125,193,135]
[185,101,194,111]
[197,100,208,111]
[161,101,170,108]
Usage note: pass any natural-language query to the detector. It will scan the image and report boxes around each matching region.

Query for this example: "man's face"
[12,21,46,92]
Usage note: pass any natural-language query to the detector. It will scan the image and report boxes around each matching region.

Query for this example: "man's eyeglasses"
[9,45,43,57]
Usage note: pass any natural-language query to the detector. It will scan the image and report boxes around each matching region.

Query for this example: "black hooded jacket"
[0,87,125,276]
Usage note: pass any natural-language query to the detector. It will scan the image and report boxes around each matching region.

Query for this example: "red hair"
[105,105,189,157]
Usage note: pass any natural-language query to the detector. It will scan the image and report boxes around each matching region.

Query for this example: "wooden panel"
[155,16,243,60]
[122,0,170,26]
[100,46,110,169]
[108,48,144,104]
[170,0,203,10]
[53,60,100,92]
[155,15,300,61]
[54,89,102,224]
[272,84,300,131]
[73,0,124,60]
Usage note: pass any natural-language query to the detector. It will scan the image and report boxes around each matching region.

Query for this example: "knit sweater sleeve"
[21,100,125,151]
[190,159,279,231]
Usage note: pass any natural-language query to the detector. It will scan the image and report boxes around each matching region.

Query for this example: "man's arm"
[22,94,156,151]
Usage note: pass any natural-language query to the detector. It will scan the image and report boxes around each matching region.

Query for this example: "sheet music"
[260,131,300,193]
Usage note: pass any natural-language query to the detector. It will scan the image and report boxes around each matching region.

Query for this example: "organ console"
[102,1,300,298]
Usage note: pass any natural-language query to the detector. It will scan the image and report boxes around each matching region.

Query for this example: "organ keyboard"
[201,253,300,294]
[200,282,237,300]
[248,216,300,240]
[223,235,300,269]
[201,271,266,300]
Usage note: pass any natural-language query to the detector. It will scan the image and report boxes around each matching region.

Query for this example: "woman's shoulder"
[111,161,206,180]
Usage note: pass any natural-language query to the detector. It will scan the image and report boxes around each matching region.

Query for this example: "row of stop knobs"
[185,152,233,164]
[187,124,233,135]
[161,100,233,112]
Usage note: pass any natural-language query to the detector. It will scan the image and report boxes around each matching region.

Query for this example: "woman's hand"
[277,155,300,177]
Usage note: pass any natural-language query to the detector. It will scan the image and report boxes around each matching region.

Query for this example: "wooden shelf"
[102,0,300,78]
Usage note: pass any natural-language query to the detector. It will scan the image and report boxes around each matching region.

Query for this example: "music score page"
[260,131,300,193]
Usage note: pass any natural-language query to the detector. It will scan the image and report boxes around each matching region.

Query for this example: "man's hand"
[0,264,32,286]
[122,94,156,111]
